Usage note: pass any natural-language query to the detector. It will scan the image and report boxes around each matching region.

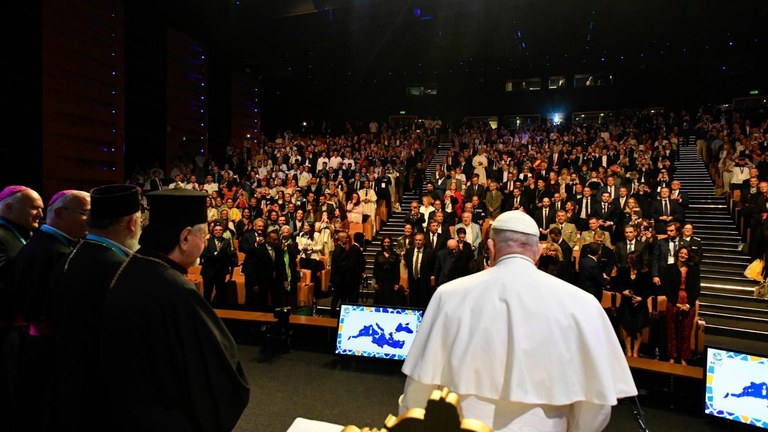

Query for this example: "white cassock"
[360,188,378,234]
[400,254,637,432]
[472,154,488,185]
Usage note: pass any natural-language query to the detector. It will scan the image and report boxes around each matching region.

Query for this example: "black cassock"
[11,229,73,430]
[51,239,128,430]
[100,247,249,432]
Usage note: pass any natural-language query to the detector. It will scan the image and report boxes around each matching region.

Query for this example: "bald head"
[46,190,90,239]
[0,187,44,230]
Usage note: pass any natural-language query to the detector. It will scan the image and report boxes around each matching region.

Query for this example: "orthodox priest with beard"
[99,189,249,432]
[51,184,143,430]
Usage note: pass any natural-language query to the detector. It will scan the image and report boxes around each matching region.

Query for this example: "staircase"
[676,139,768,342]
[316,142,452,312]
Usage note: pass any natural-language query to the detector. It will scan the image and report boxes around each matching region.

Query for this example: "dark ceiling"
[150,0,766,85]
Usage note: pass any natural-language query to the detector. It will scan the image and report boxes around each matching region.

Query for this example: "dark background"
[1,0,765,192]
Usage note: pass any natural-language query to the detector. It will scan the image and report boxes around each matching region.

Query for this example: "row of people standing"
[0,185,249,431]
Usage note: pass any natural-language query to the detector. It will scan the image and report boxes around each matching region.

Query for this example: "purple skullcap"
[48,190,77,207]
[0,185,30,202]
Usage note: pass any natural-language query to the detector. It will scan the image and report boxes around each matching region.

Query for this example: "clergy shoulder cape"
[402,254,637,406]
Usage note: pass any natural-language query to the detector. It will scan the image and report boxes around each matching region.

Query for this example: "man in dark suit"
[254,229,289,311]
[651,222,682,288]
[425,220,448,253]
[595,191,619,235]
[317,194,335,219]
[434,239,458,288]
[576,186,597,231]
[651,187,684,234]
[404,232,436,309]
[614,225,648,269]
[464,174,486,202]
[147,170,164,192]
[578,242,609,301]
[533,197,556,241]
[239,218,265,310]
[548,226,573,283]
[504,187,528,213]
[680,223,703,265]
[669,180,689,213]
[599,175,621,201]
[279,226,302,307]
[200,223,238,307]
[330,232,366,317]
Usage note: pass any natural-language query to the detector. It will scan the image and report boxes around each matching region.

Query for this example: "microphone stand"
[630,396,651,432]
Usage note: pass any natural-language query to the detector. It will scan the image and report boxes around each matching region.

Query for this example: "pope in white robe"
[360,186,378,235]
[472,152,489,185]
[400,210,637,432]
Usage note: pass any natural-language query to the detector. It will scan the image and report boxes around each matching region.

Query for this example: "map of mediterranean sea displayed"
[706,348,768,429]
[347,322,414,349]
[336,305,423,360]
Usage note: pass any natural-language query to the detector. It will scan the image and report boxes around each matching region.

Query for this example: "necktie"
[603,203,607,214]
[663,200,669,216]
[542,209,548,227]
[432,234,437,249]
[284,248,291,285]
[414,249,422,279]
[628,242,634,253]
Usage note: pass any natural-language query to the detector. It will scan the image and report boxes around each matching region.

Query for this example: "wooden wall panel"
[166,29,208,171]
[42,0,124,199]
[230,71,261,152]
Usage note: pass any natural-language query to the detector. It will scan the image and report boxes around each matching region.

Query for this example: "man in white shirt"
[401,211,637,431]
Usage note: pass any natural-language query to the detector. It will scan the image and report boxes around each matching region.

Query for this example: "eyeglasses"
[63,207,90,217]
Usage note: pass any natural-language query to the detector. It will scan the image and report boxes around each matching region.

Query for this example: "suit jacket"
[651,199,684,231]
[533,208,557,239]
[669,189,689,209]
[599,185,620,200]
[433,248,455,287]
[331,244,366,288]
[238,231,260,276]
[651,237,683,277]
[200,237,238,277]
[425,231,449,253]
[454,222,482,251]
[614,240,649,268]
[549,222,578,248]
[681,236,703,264]
[404,247,436,287]
[577,196,598,219]
[464,184,486,201]
[580,229,612,248]
[505,194,529,212]
[578,255,608,300]
[484,190,503,218]
[595,201,619,226]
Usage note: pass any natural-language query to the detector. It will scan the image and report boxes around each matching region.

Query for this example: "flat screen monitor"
[335,304,424,360]
[704,345,768,429]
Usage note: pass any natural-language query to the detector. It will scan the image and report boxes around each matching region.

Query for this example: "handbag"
[744,258,765,282]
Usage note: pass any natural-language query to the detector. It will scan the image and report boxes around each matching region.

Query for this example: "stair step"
[699,311,768,332]
[704,324,768,342]
[700,302,768,319]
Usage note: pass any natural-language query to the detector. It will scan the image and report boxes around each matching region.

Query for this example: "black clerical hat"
[145,189,207,228]
[90,184,141,219]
